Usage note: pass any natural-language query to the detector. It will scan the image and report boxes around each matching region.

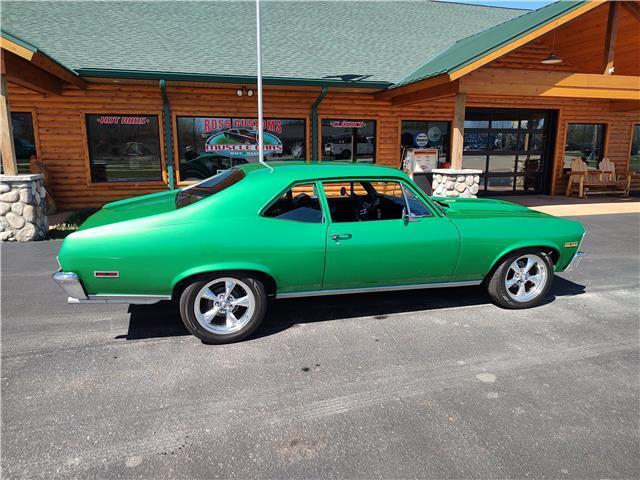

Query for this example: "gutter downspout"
[159,80,176,189]
[311,86,328,160]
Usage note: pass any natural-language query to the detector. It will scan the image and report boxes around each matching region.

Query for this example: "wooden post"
[602,2,619,74]
[451,93,466,169]
[0,71,18,176]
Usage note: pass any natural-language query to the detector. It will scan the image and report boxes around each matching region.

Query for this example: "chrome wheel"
[504,254,548,303]
[194,278,256,334]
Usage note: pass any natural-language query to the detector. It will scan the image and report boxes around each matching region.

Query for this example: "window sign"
[85,114,162,183]
[177,117,305,180]
[564,124,606,169]
[321,119,376,162]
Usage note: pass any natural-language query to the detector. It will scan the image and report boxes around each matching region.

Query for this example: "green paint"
[57,163,585,297]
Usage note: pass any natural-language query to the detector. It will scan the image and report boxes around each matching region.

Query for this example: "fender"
[171,261,279,291]
[488,239,562,274]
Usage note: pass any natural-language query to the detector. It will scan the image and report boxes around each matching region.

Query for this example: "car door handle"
[330,233,352,241]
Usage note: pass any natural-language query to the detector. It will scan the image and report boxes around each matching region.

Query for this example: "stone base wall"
[431,169,482,198]
[0,174,48,241]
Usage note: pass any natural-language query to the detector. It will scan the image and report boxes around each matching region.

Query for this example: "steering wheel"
[355,195,381,221]
[293,192,312,209]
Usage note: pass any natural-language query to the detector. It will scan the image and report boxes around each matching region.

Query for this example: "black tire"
[486,249,554,309]
[179,273,267,344]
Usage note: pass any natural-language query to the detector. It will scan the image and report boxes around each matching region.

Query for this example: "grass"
[48,209,98,239]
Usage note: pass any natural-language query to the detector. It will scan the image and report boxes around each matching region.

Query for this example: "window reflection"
[322,119,376,162]
[564,124,606,169]
[630,125,640,172]
[400,120,450,166]
[10,112,36,174]
[85,114,162,183]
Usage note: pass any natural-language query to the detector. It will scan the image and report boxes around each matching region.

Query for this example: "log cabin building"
[1,0,639,210]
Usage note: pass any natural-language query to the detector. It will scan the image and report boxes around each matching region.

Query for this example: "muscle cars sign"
[204,128,283,158]
[177,116,306,167]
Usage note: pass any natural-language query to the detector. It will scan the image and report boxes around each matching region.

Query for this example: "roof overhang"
[76,68,393,90]
[377,0,609,100]
[1,30,85,93]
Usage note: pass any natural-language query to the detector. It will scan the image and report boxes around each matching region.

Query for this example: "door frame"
[463,107,558,196]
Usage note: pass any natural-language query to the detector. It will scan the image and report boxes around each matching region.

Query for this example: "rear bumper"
[52,271,88,300]
[52,271,170,304]
[563,251,586,272]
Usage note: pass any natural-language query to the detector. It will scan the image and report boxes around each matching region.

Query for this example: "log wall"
[7,81,639,209]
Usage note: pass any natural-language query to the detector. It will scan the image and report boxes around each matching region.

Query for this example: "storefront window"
[10,112,36,174]
[564,123,606,169]
[630,125,640,172]
[321,119,375,162]
[85,114,162,182]
[400,121,450,167]
[176,117,305,180]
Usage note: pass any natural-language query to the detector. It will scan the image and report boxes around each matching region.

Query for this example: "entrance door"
[462,109,556,195]
[320,179,460,290]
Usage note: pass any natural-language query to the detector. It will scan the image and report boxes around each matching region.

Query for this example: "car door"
[321,179,460,290]
[259,182,328,294]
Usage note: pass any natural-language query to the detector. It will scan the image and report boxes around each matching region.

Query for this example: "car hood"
[77,189,178,231]
[434,197,548,219]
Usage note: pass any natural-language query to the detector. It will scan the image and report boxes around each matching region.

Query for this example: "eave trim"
[76,68,393,89]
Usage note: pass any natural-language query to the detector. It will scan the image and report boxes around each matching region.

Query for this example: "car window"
[263,183,323,223]
[403,186,432,218]
[322,180,407,223]
[176,168,245,208]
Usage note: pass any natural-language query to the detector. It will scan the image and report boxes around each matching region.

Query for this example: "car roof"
[236,162,407,181]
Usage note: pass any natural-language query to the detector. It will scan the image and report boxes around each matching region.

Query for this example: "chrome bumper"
[52,271,88,301]
[52,271,170,304]
[564,251,586,272]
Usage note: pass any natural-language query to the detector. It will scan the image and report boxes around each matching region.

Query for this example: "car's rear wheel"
[179,274,267,343]
[486,250,553,309]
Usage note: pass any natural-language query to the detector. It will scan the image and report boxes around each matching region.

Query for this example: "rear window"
[176,168,245,208]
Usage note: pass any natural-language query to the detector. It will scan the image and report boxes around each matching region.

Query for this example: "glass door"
[462,109,554,195]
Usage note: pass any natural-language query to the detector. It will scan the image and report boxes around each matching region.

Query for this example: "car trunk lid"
[77,190,178,231]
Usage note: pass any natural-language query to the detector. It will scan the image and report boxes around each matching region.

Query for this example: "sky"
[440,0,556,10]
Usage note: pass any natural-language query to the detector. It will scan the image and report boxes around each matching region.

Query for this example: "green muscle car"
[53,163,585,344]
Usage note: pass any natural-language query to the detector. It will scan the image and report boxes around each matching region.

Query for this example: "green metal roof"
[1,0,525,86]
[395,0,588,87]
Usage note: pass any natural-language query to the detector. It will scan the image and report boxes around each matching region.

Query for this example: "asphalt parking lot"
[2,211,639,479]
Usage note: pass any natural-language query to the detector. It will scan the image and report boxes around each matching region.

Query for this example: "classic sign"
[53,163,585,344]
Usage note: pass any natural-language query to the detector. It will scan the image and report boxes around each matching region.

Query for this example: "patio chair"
[565,157,599,198]
[598,158,632,197]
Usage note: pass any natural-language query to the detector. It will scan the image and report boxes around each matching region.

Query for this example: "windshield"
[176,168,246,208]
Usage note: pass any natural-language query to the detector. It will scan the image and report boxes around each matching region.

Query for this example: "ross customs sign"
[204,119,283,159]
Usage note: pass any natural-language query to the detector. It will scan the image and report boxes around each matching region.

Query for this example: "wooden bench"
[565,158,632,198]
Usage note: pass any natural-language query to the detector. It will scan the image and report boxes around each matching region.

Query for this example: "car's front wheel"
[486,250,553,309]
[179,274,267,343]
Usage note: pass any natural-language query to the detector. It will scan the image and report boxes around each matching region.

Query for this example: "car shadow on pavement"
[118,276,585,341]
